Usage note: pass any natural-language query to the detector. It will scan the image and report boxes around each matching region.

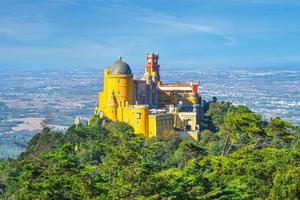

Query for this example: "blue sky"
[0,0,300,69]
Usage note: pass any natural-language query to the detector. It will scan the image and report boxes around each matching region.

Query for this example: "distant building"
[96,53,201,140]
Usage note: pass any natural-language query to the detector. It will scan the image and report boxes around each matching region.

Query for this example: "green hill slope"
[0,102,299,200]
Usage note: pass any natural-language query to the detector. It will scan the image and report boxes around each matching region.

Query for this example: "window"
[136,121,139,126]
[118,79,121,84]
[186,125,192,131]
[136,113,141,119]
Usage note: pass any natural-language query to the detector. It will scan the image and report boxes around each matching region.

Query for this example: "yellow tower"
[106,90,117,121]
[97,57,134,119]
[97,58,151,136]
[131,105,149,136]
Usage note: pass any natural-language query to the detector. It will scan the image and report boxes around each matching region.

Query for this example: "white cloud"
[109,0,237,46]
[0,0,240,68]
[0,14,54,41]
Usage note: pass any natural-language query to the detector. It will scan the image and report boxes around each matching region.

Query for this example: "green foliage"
[267,117,294,137]
[0,104,299,199]
[265,117,299,149]
[171,141,207,168]
[20,131,66,159]
[88,114,105,128]
[200,101,299,156]
[0,160,7,196]
[270,166,300,199]
[219,109,264,156]
[201,101,232,132]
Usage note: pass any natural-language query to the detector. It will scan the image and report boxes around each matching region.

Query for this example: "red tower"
[145,52,160,83]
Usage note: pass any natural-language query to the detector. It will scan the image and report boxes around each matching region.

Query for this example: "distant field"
[160,67,300,125]
[0,67,299,158]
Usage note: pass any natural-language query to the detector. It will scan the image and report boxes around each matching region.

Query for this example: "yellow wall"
[122,105,149,136]
[107,74,134,106]
[177,131,199,141]
[132,106,149,136]
[157,91,199,106]
[148,113,174,138]
[188,132,199,141]
[97,67,150,136]
[148,116,156,138]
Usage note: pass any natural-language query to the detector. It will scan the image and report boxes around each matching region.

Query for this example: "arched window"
[186,120,192,131]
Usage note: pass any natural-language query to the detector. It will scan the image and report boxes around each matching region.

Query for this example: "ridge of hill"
[0,101,299,199]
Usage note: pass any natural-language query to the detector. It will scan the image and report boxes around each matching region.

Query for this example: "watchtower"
[144,52,161,85]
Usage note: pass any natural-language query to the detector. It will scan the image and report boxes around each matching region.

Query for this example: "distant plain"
[0,66,299,158]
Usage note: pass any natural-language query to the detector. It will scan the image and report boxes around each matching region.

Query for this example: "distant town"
[0,64,299,158]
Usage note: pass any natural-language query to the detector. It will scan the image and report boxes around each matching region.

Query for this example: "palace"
[96,53,202,140]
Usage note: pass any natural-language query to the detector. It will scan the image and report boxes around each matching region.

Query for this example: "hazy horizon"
[1,63,300,72]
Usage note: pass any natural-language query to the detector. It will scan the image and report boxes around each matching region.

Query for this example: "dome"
[109,57,132,75]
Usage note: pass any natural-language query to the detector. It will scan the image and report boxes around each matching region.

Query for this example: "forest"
[0,100,299,199]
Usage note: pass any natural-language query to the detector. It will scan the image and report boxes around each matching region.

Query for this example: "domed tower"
[97,57,135,121]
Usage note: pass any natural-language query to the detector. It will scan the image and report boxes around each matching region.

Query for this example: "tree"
[219,110,264,156]
[270,167,300,199]
[201,101,232,132]
[266,117,297,148]
[171,141,207,168]
[1,106,299,200]
[199,130,222,155]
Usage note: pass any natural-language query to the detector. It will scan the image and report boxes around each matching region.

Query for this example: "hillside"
[0,101,299,200]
